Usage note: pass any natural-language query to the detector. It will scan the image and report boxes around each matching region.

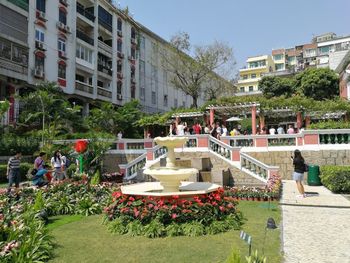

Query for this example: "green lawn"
[49,201,282,263]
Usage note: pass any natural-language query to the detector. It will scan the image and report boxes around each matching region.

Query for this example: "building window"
[151,91,156,104]
[318,46,330,55]
[98,6,112,32]
[36,0,45,12]
[58,63,66,79]
[131,47,136,59]
[58,38,66,52]
[251,73,256,79]
[273,54,283,61]
[288,56,295,63]
[117,81,122,94]
[35,55,44,71]
[240,87,245,92]
[117,61,122,73]
[182,101,186,108]
[76,44,93,63]
[248,60,266,68]
[163,95,168,107]
[275,63,284,71]
[117,18,122,31]
[35,29,45,42]
[242,75,248,80]
[59,9,67,25]
[117,40,122,53]
[249,86,253,92]
[174,98,178,108]
[131,27,136,39]
[131,86,136,99]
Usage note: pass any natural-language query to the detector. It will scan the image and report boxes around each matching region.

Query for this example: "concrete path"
[281,180,350,263]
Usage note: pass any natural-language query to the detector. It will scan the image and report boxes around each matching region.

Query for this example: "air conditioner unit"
[57,21,65,30]
[117,52,124,59]
[37,11,46,20]
[131,38,136,45]
[33,68,44,78]
[65,25,71,33]
[128,55,135,61]
[117,59,122,65]
[131,77,136,84]
[35,41,45,50]
[117,30,123,37]
[117,94,123,100]
[117,73,123,79]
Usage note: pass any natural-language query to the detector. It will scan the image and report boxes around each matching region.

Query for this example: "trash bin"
[307,165,322,186]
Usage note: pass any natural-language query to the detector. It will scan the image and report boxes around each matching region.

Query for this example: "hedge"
[320,165,350,194]
[0,136,40,155]
[0,163,32,183]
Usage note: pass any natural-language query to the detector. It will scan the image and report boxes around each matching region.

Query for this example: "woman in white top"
[176,121,186,136]
[51,150,64,181]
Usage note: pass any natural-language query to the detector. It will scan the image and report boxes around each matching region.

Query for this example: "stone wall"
[102,153,141,173]
[248,150,350,180]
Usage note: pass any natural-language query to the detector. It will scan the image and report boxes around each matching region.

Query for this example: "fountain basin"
[121,181,221,197]
[143,167,198,192]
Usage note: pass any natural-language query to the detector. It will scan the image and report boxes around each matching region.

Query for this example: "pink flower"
[171,213,178,219]
[219,206,225,212]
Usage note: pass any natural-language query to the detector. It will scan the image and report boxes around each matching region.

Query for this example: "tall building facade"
[236,55,274,95]
[0,0,209,125]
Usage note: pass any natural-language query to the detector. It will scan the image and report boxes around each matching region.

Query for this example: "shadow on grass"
[46,215,84,231]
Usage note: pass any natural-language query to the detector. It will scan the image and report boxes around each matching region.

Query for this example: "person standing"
[192,122,202,135]
[176,121,186,136]
[117,131,123,139]
[34,152,46,171]
[221,124,228,137]
[291,149,307,198]
[51,150,64,182]
[7,151,22,193]
[277,125,285,135]
[269,126,276,135]
[287,125,295,134]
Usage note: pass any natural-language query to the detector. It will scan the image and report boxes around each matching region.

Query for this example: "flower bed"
[104,188,244,238]
[225,174,282,201]
[0,180,119,262]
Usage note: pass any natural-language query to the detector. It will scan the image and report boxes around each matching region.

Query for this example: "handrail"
[121,152,147,180]
[240,152,278,170]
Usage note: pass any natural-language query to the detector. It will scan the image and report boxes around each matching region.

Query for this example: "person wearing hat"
[291,149,307,198]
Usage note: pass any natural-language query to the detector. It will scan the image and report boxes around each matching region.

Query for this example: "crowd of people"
[6,149,72,193]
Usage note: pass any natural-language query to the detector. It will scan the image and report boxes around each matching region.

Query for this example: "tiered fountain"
[121,137,220,197]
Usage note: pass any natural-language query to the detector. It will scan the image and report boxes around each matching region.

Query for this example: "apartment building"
[236,55,274,95]
[0,0,207,125]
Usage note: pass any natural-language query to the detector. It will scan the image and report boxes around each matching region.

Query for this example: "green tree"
[296,68,339,100]
[162,32,235,108]
[259,76,296,98]
[0,100,10,118]
[18,82,83,142]
[86,100,143,138]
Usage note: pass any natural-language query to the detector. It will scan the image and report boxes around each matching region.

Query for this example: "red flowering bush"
[104,188,244,237]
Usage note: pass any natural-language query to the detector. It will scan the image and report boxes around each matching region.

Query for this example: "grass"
[49,201,282,263]
[46,215,84,231]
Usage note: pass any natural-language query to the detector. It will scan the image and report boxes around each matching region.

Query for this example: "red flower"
[112,192,122,198]
[129,196,135,201]
[148,203,154,209]
[172,195,179,199]
[171,213,178,219]
[219,206,225,212]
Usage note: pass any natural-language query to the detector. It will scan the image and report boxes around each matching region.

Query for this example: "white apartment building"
[0,0,205,125]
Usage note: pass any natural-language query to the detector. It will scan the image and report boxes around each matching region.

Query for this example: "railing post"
[255,137,268,147]
[231,148,240,162]
[146,147,154,161]
[117,140,125,150]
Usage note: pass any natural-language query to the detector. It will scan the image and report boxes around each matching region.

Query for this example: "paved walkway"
[281,180,350,263]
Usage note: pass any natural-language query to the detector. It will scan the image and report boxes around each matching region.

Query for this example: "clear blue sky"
[120,0,350,70]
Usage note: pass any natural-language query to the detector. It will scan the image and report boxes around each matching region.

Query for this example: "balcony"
[0,38,28,79]
[97,64,112,76]
[75,81,93,94]
[97,87,112,99]
[98,40,112,55]
[76,3,95,22]
[76,30,94,46]
[7,0,29,11]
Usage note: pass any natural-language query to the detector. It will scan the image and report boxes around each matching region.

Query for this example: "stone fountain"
[121,136,220,197]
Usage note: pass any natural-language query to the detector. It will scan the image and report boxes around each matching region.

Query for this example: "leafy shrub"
[246,250,267,263]
[320,165,350,193]
[0,135,40,155]
[108,218,127,235]
[308,120,350,130]
[165,223,183,237]
[66,164,77,178]
[143,220,164,238]
[0,163,32,183]
[182,222,205,237]
[77,197,102,216]
[126,221,144,237]
[91,170,101,185]
[206,220,228,235]
[33,191,45,212]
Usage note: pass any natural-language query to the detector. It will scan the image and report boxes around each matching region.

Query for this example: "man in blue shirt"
[33,165,51,187]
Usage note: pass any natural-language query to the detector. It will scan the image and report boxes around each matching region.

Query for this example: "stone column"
[252,105,257,135]
[209,108,215,126]
[259,114,265,131]
[296,111,302,129]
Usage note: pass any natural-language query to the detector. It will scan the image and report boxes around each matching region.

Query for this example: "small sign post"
[240,231,252,256]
